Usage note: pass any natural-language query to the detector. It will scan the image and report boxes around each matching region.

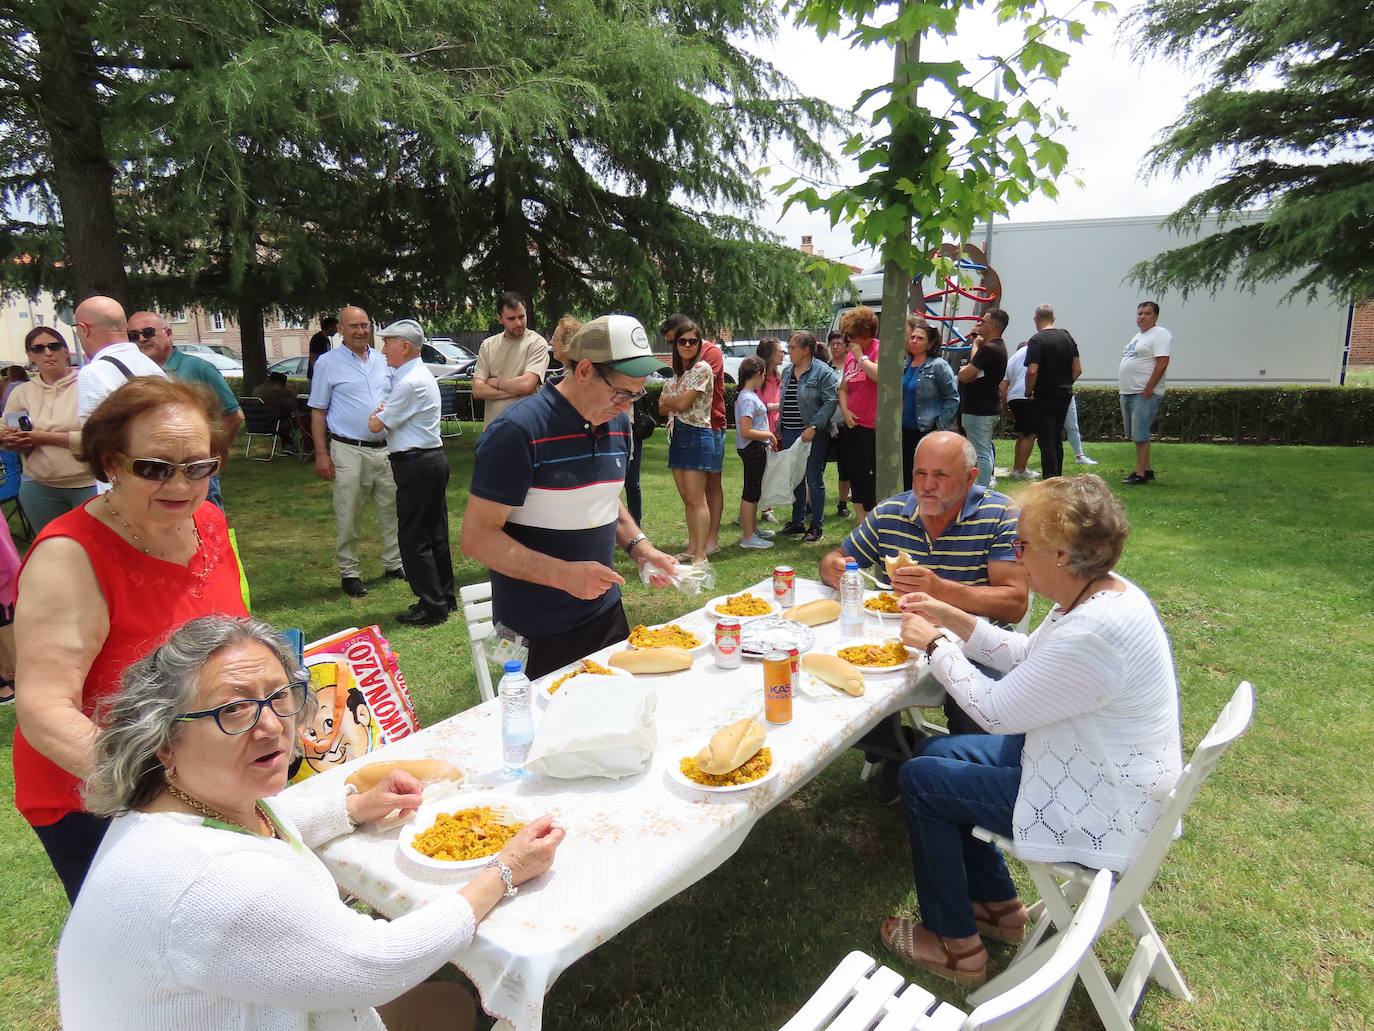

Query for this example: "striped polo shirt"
[840,485,1019,591]
[470,384,631,637]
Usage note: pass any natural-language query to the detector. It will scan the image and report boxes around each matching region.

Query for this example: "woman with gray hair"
[57,615,564,1031]
[880,475,1182,986]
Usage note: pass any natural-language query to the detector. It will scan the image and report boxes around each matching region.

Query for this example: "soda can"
[772,565,796,609]
[786,646,800,696]
[714,617,742,669]
[763,650,793,724]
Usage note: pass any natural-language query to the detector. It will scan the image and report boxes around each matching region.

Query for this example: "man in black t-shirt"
[957,308,1009,486]
[1024,303,1082,478]
[306,316,338,381]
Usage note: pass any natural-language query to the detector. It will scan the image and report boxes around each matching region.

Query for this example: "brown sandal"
[880,916,988,987]
[973,899,1029,945]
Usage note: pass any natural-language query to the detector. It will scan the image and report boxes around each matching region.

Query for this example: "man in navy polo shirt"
[462,315,680,679]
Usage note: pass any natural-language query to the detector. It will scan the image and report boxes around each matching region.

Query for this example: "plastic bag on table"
[639,559,716,596]
[526,675,657,779]
[758,437,812,511]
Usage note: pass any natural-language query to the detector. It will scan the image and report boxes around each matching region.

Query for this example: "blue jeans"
[900,733,1024,938]
[961,414,999,486]
[625,435,644,525]
[781,426,828,529]
[206,474,224,512]
[1064,396,1086,456]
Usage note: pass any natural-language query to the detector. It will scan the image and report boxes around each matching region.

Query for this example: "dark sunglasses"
[120,453,222,482]
[1011,538,1028,559]
[128,327,159,342]
[27,341,66,354]
[674,337,702,348]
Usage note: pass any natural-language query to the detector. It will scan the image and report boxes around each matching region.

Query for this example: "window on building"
[280,312,306,329]
[169,310,187,323]
[212,312,225,331]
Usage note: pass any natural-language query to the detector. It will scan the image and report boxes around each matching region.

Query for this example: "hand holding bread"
[345,759,464,794]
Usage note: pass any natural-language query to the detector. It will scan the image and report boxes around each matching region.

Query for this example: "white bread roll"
[883,549,919,580]
[345,759,463,792]
[608,646,693,674]
[783,598,840,626]
[802,652,865,696]
[695,718,767,775]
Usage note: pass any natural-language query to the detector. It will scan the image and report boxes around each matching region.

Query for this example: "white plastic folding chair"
[965,681,1255,1031]
[459,581,498,703]
[780,868,1114,1031]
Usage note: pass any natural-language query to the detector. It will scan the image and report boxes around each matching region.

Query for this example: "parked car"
[266,355,309,377]
[422,337,477,377]
[175,342,242,362]
[718,340,761,384]
[175,347,243,378]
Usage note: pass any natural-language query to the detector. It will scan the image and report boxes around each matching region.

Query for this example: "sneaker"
[1122,472,1148,485]
[755,527,777,539]
[740,534,774,549]
[803,525,823,543]
[1006,469,1038,480]
[1075,454,1098,465]
[1145,469,1156,481]
[762,510,779,524]
[837,501,850,518]
[781,522,807,536]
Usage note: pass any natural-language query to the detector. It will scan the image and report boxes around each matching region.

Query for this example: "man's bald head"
[911,430,979,522]
[338,306,372,353]
[128,310,173,365]
[918,430,976,472]
[73,295,129,355]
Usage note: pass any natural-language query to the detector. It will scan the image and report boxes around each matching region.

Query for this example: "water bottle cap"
[845,560,858,570]
[503,660,523,673]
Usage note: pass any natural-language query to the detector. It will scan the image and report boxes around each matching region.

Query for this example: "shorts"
[668,421,718,471]
[1007,398,1035,436]
[1120,392,1163,443]
[738,440,767,504]
[706,427,725,474]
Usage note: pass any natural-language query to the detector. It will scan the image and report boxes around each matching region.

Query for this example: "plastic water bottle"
[840,560,866,639]
[499,660,534,776]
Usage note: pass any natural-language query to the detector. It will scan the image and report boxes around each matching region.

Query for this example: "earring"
[164,762,176,781]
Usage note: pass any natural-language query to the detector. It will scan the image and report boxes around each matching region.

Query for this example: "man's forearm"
[471,378,516,401]
[464,525,572,589]
[1024,365,1038,396]
[932,579,1027,625]
[311,409,328,450]
[1143,357,1169,394]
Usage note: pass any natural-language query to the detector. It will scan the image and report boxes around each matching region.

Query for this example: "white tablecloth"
[283,578,927,1030]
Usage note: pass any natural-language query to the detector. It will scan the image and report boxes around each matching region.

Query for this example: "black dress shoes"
[384,567,407,581]
[397,606,448,627]
[341,577,368,597]
[1122,472,1148,485]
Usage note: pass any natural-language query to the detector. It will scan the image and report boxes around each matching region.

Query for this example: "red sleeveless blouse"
[12,502,248,826]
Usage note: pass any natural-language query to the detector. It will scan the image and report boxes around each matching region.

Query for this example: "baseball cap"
[377,319,426,348]
[565,314,661,377]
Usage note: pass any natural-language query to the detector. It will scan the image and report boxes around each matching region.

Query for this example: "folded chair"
[781,869,1114,1031]
[459,581,497,703]
[965,681,1255,1031]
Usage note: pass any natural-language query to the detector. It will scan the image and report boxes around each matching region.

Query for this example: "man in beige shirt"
[472,291,549,427]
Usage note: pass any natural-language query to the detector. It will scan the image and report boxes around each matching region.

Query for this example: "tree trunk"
[238,291,268,393]
[875,29,921,501]
[30,4,128,304]
[492,153,537,326]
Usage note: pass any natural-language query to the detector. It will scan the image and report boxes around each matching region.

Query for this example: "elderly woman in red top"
[13,377,247,901]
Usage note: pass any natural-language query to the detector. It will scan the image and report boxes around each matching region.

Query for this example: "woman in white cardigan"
[886,474,1181,986]
[57,615,564,1030]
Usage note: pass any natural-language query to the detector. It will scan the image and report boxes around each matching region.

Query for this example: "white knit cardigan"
[929,575,1183,871]
[57,788,476,1030]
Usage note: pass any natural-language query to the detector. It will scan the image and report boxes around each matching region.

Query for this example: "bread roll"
[802,653,865,697]
[345,759,463,793]
[696,718,767,775]
[883,549,919,581]
[608,646,693,674]
[783,598,840,626]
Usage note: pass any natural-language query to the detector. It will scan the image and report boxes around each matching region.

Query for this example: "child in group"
[734,357,778,549]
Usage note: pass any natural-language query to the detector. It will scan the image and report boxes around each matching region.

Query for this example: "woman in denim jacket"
[901,319,959,490]
[778,332,839,542]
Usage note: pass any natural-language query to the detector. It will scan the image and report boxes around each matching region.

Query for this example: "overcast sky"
[743,3,1226,268]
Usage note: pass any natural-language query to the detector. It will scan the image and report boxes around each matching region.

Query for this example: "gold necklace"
[164,782,278,839]
[104,493,203,566]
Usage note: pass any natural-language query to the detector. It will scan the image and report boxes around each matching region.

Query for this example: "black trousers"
[32,811,112,903]
[1033,389,1074,479]
[390,448,454,614]
[844,424,878,510]
[525,602,630,681]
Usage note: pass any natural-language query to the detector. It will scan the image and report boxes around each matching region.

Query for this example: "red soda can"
[714,617,742,669]
[786,646,800,696]
[773,565,796,609]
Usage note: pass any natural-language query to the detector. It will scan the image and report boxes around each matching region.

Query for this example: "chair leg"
[1124,903,1193,1001]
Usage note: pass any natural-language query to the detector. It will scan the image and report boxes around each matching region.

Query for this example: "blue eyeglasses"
[175,677,309,736]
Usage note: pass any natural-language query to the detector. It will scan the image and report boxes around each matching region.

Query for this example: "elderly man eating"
[819,431,1028,800]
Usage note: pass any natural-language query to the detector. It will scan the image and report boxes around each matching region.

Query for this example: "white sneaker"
[1007,469,1036,480]
[1075,454,1099,465]
[762,510,779,523]
[756,527,777,539]
[740,534,775,549]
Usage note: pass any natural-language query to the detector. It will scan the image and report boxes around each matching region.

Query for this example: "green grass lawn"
[1343,364,1374,388]
[2,431,1372,1029]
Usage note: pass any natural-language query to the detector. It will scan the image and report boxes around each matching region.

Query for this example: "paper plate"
[538,663,632,702]
[827,640,919,673]
[740,617,816,659]
[626,622,711,655]
[667,758,779,794]
[398,796,539,871]
[703,593,780,622]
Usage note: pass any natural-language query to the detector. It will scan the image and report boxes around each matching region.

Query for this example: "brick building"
[1349,302,1374,365]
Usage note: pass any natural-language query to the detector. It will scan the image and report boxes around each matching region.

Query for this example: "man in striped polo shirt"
[820,432,1029,796]
[462,315,680,679]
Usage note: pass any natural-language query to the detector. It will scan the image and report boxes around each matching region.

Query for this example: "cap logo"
[629,326,650,353]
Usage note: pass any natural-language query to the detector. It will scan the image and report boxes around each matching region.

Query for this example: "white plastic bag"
[526,675,657,779]
[758,437,812,511]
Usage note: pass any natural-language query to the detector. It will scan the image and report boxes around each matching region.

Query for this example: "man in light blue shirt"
[368,319,451,626]
[308,305,402,597]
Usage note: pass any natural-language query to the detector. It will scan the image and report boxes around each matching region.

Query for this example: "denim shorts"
[706,427,725,473]
[1120,392,1163,443]
[668,421,718,471]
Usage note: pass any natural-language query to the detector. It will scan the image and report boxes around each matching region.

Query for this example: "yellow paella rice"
[715,592,772,617]
[837,640,910,667]
[628,623,702,649]
[548,658,615,694]
[864,592,900,613]
[678,747,773,787]
[411,806,525,862]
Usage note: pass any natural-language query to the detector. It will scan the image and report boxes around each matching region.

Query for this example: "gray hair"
[1033,303,1054,321]
[957,435,976,470]
[83,616,313,816]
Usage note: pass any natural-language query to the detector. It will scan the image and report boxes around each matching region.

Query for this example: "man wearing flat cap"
[462,315,680,678]
[368,319,453,626]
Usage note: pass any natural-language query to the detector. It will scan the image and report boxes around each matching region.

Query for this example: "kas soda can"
[715,617,742,669]
[786,646,800,696]
[772,565,796,609]
[763,650,793,724]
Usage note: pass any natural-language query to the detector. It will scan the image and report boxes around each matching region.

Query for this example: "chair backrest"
[963,869,1114,1030]
[439,383,459,418]
[459,581,497,703]
[239,396,280,434]
[1109,680,1255,921]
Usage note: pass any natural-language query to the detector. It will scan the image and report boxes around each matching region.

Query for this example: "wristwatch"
[623,533,648,558]
[485,858,518,898]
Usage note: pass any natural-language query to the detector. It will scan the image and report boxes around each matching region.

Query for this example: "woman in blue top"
[901,319,959,490]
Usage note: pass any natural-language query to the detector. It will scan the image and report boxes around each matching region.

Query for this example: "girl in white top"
[58,615,564,1031]
[732,356,778,549]
[882,473,1182,988]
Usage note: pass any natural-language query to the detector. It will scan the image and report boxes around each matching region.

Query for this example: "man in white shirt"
[74,295,167,422]
[471,291,549,428]
[1118,300,1173,484]
[308,305,402,597]
[368,319,452,627]
[999,341,1038,479]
